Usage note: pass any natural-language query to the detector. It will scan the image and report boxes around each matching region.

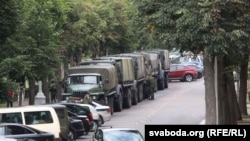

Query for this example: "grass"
[0,102,7,108]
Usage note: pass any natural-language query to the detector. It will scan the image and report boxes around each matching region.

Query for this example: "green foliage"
[0,0,21,45]
[134,0,250,63]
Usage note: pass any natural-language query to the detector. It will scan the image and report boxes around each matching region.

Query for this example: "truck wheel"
[108,96,114,115]
[157,79,165,90]
[165,74,169,88]
[114,91,123,112]
[132,89,138,105]
[138,84,143,102]
[123,88,132,108]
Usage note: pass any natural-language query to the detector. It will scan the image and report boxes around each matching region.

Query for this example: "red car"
[169,64,198,82]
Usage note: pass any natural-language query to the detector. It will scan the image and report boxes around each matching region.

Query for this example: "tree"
[134,0,250,124]
[0,0,69,104]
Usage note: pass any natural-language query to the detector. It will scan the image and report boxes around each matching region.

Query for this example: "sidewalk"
[13,98,32,107]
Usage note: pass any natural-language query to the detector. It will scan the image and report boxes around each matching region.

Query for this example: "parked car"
[91,101,112,125]
[77,103,102,131]
[36,104,85,141]
[93,128,144,141]
[59,103,94,133]
[60,102,101,132]
[178,62,204,79]
[169,64,198,82]
[67,111,91,135]
[0,123,54,141]
[0,136,17,141]
[68,116,85,139]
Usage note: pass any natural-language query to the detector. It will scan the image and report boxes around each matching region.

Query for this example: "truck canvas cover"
[68,64,118,91]
[94,56,135,82]
[111,53,145,80]
[147,49,170,71]
[140,52,159,75]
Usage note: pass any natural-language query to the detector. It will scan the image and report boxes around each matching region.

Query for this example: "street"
[78,78,205,140]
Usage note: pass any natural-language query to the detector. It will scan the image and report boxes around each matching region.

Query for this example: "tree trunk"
[239,53,249,116]
[28,78,36,105]
[42,78,49,103]
[217,55,230,124]
[204,50,216,124]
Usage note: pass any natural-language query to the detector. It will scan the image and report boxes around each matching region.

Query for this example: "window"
[176,65,185,70]
[24,111,53,125]
[0,127,5,135]
[0,113,22,124]
[7,125,33,135]
[170,65,176,71]
[84,76,97,84]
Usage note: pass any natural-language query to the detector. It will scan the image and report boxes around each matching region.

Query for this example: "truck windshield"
[69,76,97,84]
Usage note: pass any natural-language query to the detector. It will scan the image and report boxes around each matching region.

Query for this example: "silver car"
[93,128,144,141]
[91,101,112,125]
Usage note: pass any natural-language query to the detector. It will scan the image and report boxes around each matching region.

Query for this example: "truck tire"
[123,88,132,108]
[164,74,169,88]
[157,79,165,90]
[138,84,143,102]
[132,89,138,105]
[108,96,114,115]
[114,91,123,112]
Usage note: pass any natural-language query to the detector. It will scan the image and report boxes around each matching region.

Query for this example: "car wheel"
[198,72,202,79]
[184,74,193,82]
[68,130,76,141]
[91,121,99,132]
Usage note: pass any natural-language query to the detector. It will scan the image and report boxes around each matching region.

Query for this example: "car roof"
[100,127,140,132]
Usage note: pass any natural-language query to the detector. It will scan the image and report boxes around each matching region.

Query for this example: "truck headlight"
[92,96,96,99]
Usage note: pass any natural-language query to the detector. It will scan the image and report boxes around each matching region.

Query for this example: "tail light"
[85,118,90,124]
[88,112,94,121]
[74,97,83,102]
[106,107,111,113]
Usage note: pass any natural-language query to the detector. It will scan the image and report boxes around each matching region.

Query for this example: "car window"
[0,127,5,135]
[0,113,22,124]
[75,106,88,115]
[170,65,176,71]
[24,111,53,125]
[176,65,185,70]
[6,125,34,135]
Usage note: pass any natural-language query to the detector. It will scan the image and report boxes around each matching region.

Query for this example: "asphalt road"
[78,78,205,141]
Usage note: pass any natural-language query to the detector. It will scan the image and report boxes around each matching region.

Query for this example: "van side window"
[24,111,53,125]
[0,113,22,124]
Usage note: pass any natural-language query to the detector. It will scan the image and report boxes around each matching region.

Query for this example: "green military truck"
[64,64,119,114]
[110,53,146,103]
[92,56,136,110]
[140,49,170,90]
[80,56,136,111]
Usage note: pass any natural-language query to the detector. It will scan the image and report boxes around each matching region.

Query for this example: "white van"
[0,106,61,141]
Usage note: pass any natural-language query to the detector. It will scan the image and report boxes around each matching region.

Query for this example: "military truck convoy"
[62,49,170,114]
